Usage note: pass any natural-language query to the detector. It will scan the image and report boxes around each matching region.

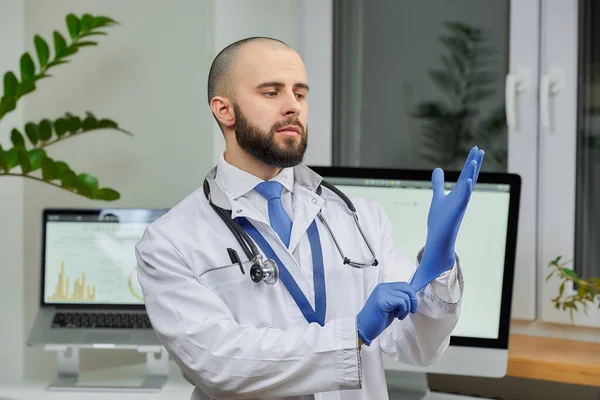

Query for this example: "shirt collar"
[214,152,295,200]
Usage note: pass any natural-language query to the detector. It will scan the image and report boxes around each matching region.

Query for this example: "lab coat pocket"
[199,263,247,292]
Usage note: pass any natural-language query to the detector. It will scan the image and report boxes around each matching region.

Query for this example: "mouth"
[276,125,301,136]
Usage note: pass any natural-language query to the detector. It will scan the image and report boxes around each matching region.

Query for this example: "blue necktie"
[255,181,293,247]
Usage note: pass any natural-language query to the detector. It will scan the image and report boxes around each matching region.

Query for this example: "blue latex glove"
[357,282,418,346]
[410,146,485,292]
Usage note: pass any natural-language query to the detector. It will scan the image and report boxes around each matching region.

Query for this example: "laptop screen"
[42,209,167,306]
[310,166,520,349]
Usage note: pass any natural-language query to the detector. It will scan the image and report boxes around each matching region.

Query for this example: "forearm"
[378,286,461,366]
[166,315,362,398]
[379,263,463,367]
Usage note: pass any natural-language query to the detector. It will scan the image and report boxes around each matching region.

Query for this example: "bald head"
[207,37,292,105]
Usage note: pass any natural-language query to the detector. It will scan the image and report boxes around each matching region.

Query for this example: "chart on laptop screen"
[43,221,146,305]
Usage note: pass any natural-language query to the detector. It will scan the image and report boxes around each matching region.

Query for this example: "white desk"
[0,361,193,400]
[0,362,487,400]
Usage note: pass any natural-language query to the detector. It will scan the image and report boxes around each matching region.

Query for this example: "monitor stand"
[44,345,169,392]
[385,370,494,400]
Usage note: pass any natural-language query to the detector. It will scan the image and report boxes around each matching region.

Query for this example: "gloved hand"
[410,146,485,292]
[357,282,418,346]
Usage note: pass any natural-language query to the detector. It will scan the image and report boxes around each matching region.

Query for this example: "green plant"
[546,256,600,322]
[412,21,506,171]
[0,13,130,201]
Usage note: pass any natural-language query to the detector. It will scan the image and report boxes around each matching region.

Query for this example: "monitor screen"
[42,209,167,306]
[313,169,518,346]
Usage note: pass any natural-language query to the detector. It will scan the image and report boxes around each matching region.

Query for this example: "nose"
[281,92,302,117]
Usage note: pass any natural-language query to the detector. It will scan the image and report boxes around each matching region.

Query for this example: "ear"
[210,96,235,128]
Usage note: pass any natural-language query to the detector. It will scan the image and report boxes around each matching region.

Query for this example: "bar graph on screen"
[47,261,97,302]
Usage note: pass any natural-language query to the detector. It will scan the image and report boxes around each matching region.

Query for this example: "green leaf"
[20,53,35,82]
[54,161,70,176]
[78,173,99,190]
[54,118,68,136]
[559,282,565,298]
[34,35,50,68]
[0,96,16,120]
[66,114,82,133]
[11,129,25,147]
[95,188,120,201]
[38,119,52,141]
[41,157,60,180]
[60,169,78,189]
[3,72,18,97]
[4,147,19,169]
[27,148,46,171]
[17,148,31,174]
[0,146,6,172]
[24,122,39,145]
[63,46,78,57]
[80,14,93,32]
[66,14,81,39]
[79,31,107,38]
[97,119,117,128]
[545,271,555,282]
[92,16,118,28]
[562,268,578,280]
[53,31,68,58]
[553,255,562,264]
[16,80,36,97]
[76,41,97,47]
[46,59,70,68]
[82,113,98,130]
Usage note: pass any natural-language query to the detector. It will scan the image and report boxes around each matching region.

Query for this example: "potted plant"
[412,21,507,172]
[0,12,130,200]
[546,256,600,322]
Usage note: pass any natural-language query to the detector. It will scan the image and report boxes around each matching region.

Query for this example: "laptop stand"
[44,345,170,392]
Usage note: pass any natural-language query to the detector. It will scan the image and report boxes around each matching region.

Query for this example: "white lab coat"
[135,155,463,400]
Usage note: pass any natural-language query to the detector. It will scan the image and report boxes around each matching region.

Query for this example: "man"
[135,36,484,400]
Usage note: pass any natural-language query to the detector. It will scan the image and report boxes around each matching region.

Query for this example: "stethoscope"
[202,178,378,285]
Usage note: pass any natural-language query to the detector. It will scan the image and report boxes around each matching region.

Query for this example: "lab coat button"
[311,198,317,204]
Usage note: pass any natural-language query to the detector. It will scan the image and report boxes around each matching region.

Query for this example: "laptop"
[27,208,168,348]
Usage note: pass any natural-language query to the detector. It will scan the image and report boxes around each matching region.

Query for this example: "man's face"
[231,43,309,167]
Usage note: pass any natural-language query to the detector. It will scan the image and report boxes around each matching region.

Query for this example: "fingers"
[431,167,445,199]
[458,146,478,182]
[390,283,418,313]
[473,149,485,183]
[394,307,410,320]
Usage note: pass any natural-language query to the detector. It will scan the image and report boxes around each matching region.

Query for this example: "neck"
[224,145,282,181]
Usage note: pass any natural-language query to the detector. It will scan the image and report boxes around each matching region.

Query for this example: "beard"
[233,103,308,168]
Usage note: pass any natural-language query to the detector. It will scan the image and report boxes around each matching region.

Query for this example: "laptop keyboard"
[51,312,152,329]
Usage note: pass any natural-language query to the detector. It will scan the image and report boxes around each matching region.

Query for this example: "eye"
[263,91,277,98]
[295,93,305,100]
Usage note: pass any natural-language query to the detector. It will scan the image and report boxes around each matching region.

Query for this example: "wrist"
[356,327,370,347]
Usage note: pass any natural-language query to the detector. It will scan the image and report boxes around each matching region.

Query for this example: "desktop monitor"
[310,166,520,398]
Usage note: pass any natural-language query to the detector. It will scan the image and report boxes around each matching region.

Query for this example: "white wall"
[0,0,25,384]
[21,0,215,380]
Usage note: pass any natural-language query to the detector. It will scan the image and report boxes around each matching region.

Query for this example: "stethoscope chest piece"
[251,256,279,285]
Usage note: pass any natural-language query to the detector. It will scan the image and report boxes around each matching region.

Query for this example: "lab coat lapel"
[233,192,313,299]
[289,184,324,253]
